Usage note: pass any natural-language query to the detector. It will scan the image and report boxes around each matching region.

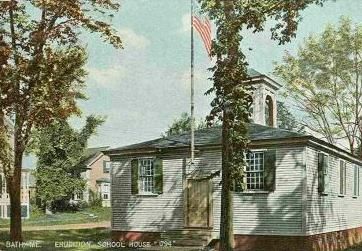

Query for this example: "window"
[72,192,83,200]
[131,158,163,195]
[21,205,28,218]
[139,159,155,193]
[354,165,360,197]
[246,152,265,190]
[103,161,111,173]
[102,184,110,200]
[339,160,347,195]
[265,95,274,127]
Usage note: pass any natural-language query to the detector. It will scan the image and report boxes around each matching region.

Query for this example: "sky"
[22,0,362,166]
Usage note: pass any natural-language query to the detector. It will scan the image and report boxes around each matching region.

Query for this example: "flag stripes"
[192,15,212,58]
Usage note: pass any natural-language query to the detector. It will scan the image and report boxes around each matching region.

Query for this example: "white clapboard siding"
[305,147,362,235]
[111,153,186,232]
[210,146,305,237]
[111,146,305,236]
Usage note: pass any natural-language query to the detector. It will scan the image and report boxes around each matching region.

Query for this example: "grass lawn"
[0,207,111,228]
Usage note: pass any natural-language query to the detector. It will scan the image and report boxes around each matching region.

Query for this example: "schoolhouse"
[105,70,362,251]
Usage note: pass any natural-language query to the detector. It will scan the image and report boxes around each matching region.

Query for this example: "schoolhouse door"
[187,179,212,228]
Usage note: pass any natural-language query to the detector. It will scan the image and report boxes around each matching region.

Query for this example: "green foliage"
[198,1,326,249]
[32,116,104,211]
[163,112,208,137]
[0,0,122,240]
[88,189,103,208]
[29,205,44,219]
[199,0,325,189]
[274,17,362,154]
[277,101,304,132]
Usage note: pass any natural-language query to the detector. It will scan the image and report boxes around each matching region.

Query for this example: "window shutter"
[131,159,139,195]
[344,162,347,195]
[358,167,360,196]
[318,153,325,193]
[0,175,2,196]
[264,150,276,192]
[154,158,163,194]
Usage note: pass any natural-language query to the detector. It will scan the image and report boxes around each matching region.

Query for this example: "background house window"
[102,184,110,200]
[72,192,83,200]
[139,159,154,193]
[340,160,347,195]
[246,152,264,190]
[354,165,360,197]
[103,161,111,173]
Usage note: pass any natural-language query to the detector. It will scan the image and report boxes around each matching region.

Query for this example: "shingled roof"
[79,146,110,166]
[106,124,304,153]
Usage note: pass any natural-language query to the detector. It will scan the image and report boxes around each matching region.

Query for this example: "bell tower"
[247,69,282,128]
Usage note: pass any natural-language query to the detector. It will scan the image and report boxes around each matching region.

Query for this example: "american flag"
[192,14,212,58]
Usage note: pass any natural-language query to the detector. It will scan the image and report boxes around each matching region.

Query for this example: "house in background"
[106,69,362,251]
[0,168,31,219]
[72,146,111,207]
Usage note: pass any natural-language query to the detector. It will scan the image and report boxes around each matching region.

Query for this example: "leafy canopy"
[163,112,208,137]
[275,17,362,154]
[32,116,104,209]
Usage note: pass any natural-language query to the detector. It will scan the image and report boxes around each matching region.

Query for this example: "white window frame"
[245,151,265,191]
[318,152,330,195]
[101,183,110,200]
[138,158,155,195]
[103,161,111,173]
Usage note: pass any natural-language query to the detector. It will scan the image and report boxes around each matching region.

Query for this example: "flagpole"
[190,0,195,166]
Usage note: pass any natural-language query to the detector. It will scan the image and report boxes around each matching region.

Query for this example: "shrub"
[89,189,103,208]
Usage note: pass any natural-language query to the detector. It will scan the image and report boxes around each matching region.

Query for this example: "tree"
[163,112,208,137]
[198,1,326,250]
[31,116,104,211]
[277,101,303,132]
[275,17,362,155]
[0,0,122,241]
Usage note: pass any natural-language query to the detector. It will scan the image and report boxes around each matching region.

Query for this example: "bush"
[88,189,103,208]
[30,205,44,218]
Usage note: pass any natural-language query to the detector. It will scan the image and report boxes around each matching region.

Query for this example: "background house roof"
[106,124,304,152]
[80,146,110,167]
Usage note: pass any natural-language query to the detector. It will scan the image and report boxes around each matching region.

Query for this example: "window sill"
[135,193,159,197]
[338,194,345,198]
[352,195,358,199]
[237,191,270,195]
[320,192,328,196]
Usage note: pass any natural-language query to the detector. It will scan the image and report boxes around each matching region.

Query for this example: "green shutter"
[358,167,360,196]
[264,150,276,192]
[344,162,347,195]
[131,159,139,195]
[0,175,2,196]
[154,158,163,194]
[318,153,325,193]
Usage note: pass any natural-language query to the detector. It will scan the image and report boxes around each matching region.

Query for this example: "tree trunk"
[219,110,234,251]
[219,1,237,250]
[8,145,23,241]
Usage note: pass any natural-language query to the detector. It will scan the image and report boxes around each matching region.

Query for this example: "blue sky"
[81,0,362,147]
[23,0,362,166]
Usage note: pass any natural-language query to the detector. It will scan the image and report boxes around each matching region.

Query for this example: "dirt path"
[0,221,110,231]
